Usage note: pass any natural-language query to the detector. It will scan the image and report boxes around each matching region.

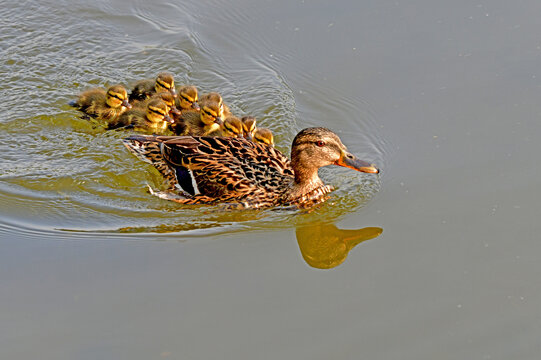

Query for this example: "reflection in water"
[295,222,382,269]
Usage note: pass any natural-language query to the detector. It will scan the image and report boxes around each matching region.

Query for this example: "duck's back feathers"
[123,135,294,207]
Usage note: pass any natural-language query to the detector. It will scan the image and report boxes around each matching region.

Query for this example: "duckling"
[138,91,181,118]
[72,84,131,121]
[170,98,224,136]
[240,116,257,140]
[129,72,177,102]
[176,85,200,112]
[108,98,173,134]
[199,92,232,117]
[253,127,274,146]
[219,116,244,138]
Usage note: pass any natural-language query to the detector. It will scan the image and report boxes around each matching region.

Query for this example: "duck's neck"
[287,161,325,200]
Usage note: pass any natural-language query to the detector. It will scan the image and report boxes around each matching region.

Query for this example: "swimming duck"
[138,91,181,118]
[240,116,257,140]
[72,84,131,121]
[108,98,173,134]
[219,116,244,138]
[176,85,200,112]
[199,92,232,117]
[252,127,274,146]
[169,98,224,136]
[122,127,379,209]
[129,72,177,102]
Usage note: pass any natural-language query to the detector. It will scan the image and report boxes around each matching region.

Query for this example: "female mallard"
[108,98,173,134]
[122,127,379,209]
[72,84,131,121]
[129,72,177,102]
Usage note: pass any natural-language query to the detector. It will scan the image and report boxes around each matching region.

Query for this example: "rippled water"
[2,0,541,359]
[0,0,383,236]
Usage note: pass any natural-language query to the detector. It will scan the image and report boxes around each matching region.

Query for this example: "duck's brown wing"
[123,135,294,206]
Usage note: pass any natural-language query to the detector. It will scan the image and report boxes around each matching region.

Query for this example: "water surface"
[1,0,540,359]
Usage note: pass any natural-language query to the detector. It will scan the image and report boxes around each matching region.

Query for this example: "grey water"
[1,0,540,359]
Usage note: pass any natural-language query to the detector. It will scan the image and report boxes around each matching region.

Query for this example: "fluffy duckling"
[176,85,200,112]
[253,127,274,146]
[108,98,173,134]
[199,92,232,117]
[241,116,257,140]
[138,91,181,118]
[129,72,177,102]
[170,98,223,136]
[220,116,244,138]
[72,84,131,121]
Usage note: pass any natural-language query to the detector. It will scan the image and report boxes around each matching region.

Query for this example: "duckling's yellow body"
[253,127,274,146]
[170,98,224,136]
[108,98,173,134]
[199,92,232,117]
[73,84,131,121]
[219,116,244,138]
[129,72,177,103]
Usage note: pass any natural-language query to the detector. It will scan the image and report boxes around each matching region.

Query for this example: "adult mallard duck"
[122,127,379,209]
[129,72,177,102]
[72,84,131,121]
[169,97,224,136]
[108,98,173,134]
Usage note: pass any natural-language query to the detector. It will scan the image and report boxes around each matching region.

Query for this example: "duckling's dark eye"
[316,140,325,147]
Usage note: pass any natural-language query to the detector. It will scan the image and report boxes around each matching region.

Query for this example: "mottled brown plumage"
[72,84,131,121]
[123,127,379,209]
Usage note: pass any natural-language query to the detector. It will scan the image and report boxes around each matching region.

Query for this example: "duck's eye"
[316,140,325,147]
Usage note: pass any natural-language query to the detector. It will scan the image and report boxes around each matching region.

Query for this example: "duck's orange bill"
[335,153,379,174]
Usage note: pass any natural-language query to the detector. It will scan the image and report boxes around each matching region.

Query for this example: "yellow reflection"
[295,222,382,269]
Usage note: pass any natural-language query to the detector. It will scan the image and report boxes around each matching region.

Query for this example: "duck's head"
[222,116,244,138]
[253,127,274,146]
[203,92,226,114]
[154,72,176,97]
[155,92,180,117]
[178,85,199,111]
[145,98,173,124]
[241,116,257,140]
[199,99,224,129]
[105,85,131,109]
[290,127,379,184]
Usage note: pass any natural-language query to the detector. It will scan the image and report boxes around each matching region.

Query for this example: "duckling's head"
[199,99,224,128]
[106,85,131,109]
[178,85,199,111]
[222,116,244,138]
[145,98,173,124]
[290,128,379,183]
[154,92,180,116]
[253,127,274,146]
[203,92,226,114]
[241,116,257,140]
[155,72,176,97]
